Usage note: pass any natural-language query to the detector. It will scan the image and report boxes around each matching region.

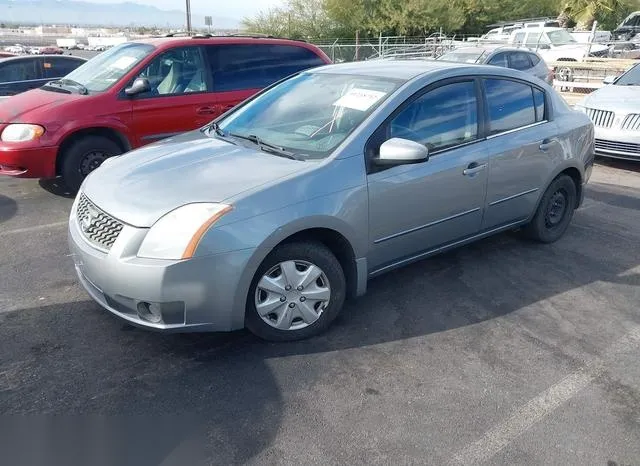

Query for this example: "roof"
[132,35,313,49]
[443,45,538,54]
[309,59,471,80]
[0,54,87,64]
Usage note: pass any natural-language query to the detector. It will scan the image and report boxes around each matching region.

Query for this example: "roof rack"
[152,32,308,43]
[487,17,558,28]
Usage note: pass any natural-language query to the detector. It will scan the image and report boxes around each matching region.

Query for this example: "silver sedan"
[69,60,594,341]
[576,63,640,161]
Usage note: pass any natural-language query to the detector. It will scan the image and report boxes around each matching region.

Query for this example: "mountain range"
[0,0,240,28]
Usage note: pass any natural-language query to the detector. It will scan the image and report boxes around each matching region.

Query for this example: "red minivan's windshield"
[60,42,155,93]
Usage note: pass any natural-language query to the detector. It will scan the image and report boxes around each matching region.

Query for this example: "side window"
[136,47,207,96]
[525,33,542,47]
[488,53,508,67]
[484,79,536,134]
[529,53,541,66]
[389,81,478,152]
[0,60,39,82]
[533,88,545,121]
[43,58,83,79]
[509,52,533,71]
[513,32,525,45]
[207,44,326,93]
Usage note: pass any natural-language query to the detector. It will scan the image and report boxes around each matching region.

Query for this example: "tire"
[60,135,122,193]
[245,241,346,342]
[523,175,577,243]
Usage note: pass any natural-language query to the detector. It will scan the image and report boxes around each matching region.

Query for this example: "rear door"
[205,43,328,118]
[0,58,42,96]
[128,46,214,146]
[481,77,559,229]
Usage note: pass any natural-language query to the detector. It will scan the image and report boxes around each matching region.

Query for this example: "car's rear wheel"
[245,241,346,341]
[61,135,122,192]
[523,174,577,243]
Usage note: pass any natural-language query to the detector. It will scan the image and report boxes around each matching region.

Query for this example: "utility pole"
[185,0,192,34]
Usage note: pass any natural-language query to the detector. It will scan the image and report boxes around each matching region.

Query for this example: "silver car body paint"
[68,60,595,333]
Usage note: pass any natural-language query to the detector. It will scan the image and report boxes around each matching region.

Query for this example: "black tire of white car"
[524,174,577,243]
[245,241,346,341]
[61,135,122,193]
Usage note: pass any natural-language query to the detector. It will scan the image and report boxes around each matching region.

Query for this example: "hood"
[0,88,81,123]
[82,130,309,227]
[582,84,640,113]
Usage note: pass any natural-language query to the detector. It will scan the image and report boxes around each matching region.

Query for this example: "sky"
[88,0,283,19]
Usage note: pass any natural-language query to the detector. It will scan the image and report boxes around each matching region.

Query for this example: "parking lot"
[0,159,639,464]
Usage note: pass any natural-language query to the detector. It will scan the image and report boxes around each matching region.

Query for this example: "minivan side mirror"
[603,75,618,85]
[375,138,429,165]
[125,77,151,96]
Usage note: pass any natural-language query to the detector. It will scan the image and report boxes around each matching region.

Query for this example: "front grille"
[595,138,640,154]
[76,194,124,251]
[621,114,640,131]
[585,108,615,128]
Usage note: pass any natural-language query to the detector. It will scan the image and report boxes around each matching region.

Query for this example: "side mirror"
[603,75,617,85]
[537,43,551,50]
[125,77,151,96]
[375,138,429,165]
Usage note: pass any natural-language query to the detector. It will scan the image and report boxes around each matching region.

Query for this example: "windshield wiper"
[229,133,301,160]
[50,78,88,95]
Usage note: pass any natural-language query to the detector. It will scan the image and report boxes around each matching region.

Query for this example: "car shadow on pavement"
[0,182,639,464]
[587,182,640,211]
[0,194,17,224]
[38,177,75,198]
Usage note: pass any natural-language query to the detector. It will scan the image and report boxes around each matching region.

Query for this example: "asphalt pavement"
[0,160,639,466]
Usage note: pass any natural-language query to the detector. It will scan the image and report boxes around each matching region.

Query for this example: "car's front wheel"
[523,174,577,243]
[245,241,346,341]
[60,135,122,192]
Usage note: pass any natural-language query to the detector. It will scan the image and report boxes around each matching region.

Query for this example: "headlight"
[1,124,45,142]
[574,104,587,113]
[137,203,232,260]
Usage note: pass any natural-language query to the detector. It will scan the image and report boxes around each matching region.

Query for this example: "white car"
[509,27,610,61]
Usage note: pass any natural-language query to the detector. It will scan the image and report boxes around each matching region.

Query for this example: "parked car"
[575,63,640,161]
[613,11,640,41]
[438,46,553,84]
[68,60,594,341]
[0,55,86,98]
[0,36,331,191]
[39,46,64,55]
[4,45,26,55]
[509,27,610,61]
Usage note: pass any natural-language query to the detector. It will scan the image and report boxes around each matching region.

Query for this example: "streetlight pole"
[185,0,192,34]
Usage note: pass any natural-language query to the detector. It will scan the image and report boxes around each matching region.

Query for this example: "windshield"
[216,72,403,159]
[63,42,154,92]
[615,64,640,85]
[438,51,483,63]
[546,30,576,45]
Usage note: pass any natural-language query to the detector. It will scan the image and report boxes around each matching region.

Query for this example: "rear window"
[509,52,532,71]
[207,44,326,92]
[43,58,83,79]
[484,78,537,134]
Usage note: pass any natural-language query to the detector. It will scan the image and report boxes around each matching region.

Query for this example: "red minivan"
[0,36,331,190]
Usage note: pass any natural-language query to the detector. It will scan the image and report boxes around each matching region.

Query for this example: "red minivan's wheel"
[61,136,122,192]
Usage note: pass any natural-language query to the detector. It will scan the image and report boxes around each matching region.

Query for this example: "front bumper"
[593,127,640,161]
[0,145,58,178]
[68,208,256,333]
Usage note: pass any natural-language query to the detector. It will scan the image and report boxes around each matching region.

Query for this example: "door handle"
[463,162,487,176]
[539,139,555,152]
[196,106,215,115]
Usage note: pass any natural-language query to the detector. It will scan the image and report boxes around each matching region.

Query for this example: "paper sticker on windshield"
[110,56,137,70]
[333,88,387,111]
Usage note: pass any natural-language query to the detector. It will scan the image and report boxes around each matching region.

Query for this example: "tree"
[242,0,338,39]
[561,0,640,30]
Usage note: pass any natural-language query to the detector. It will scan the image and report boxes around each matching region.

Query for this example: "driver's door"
[366,79,489,271]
